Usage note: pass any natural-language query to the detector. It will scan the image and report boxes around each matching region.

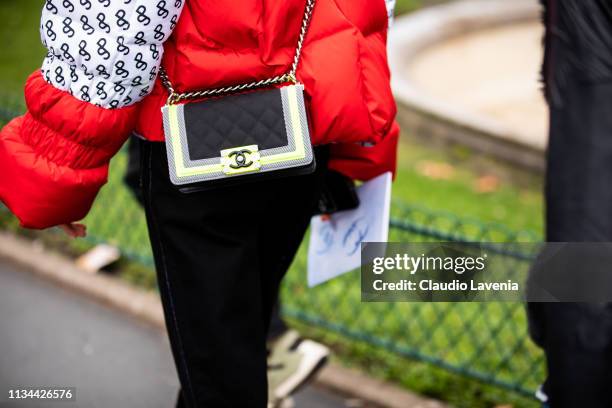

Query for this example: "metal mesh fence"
[0,101,544,401]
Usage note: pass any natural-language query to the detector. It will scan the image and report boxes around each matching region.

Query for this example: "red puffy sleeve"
[327,121,399,181]
[0,72,138,228]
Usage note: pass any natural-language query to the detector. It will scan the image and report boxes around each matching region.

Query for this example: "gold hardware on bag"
[159,0,315,105]
[220,145,261,175]
[160,1,316,190]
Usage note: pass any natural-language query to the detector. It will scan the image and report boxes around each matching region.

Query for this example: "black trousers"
[140,140,326,407]
[125,136,288,342]
[528,2,612,407]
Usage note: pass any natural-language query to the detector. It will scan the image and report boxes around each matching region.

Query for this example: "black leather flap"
[183,88,289,161]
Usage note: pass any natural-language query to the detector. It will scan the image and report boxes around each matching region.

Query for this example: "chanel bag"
[160,0,316,192]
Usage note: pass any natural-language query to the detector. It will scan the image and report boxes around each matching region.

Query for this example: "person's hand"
[59,223,87,238]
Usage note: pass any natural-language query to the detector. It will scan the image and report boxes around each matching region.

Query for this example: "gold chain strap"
[160,0,316,105]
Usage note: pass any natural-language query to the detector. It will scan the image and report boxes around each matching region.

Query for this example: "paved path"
[0,261,351,408]
[408,21,547,148]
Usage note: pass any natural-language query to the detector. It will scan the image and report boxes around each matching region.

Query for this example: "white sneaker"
[267,331,330,405]
[272,339,330,400]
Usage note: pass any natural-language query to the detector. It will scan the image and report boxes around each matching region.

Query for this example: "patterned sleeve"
[0,1,186,228]
[40,0,185,109]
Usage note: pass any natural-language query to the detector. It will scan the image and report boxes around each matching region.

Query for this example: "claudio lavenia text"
[372,279,520,292]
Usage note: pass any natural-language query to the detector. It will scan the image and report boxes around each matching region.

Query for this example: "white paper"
[307,172,392,287]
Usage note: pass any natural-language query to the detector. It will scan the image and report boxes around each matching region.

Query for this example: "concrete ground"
[408,21,547,148]
[0,260,351,408]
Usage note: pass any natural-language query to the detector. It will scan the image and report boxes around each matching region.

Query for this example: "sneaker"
[267,330,330,406]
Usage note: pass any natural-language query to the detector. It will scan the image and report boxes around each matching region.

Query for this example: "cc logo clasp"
[228,149,254,169]
[221,144,261,175]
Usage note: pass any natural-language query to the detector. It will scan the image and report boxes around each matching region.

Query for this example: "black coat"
[529,2,612,407]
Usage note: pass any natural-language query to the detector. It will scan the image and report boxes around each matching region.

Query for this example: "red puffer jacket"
[0,0,398,229]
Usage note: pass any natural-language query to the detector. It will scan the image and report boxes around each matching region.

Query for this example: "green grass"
[395,0,453,15]
[0,0,46,96]
[394,139,543,235]
[395,0,424,14]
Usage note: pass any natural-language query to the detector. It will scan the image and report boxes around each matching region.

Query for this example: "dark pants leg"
[124,135,145,206]
[140,140,326,407]
[267,301,288,341]
[127,135,292,344]
[529,2,612,407]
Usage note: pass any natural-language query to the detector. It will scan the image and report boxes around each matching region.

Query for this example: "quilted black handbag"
[160,0,316,192]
